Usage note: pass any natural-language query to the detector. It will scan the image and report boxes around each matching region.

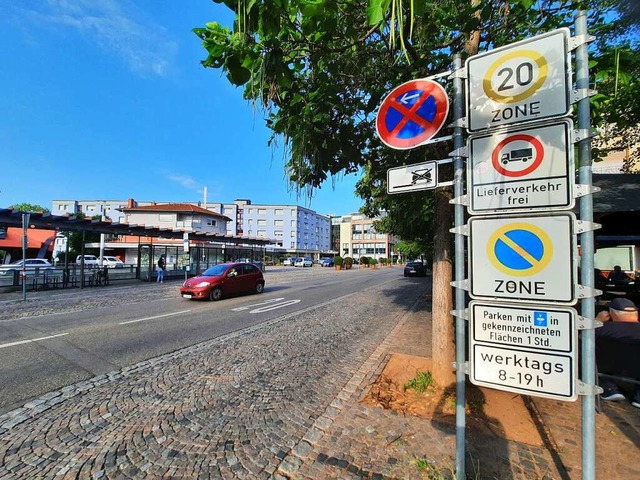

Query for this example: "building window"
[274,230,284,237]
[291,220,296,227]
[248,219,253,225]
[274,219,283,226]
[257,230,267,237]
[291,232,296,238]
[159,214,172,221]
[275,209,283,215]
[257,219,267,226]
[206,219,217,226]
[258,208,267,215]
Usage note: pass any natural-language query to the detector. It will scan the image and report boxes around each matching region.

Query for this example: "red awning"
[0,227,56,250]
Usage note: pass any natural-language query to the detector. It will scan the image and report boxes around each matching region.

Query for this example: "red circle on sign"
[376,79,449,150]
[491,134,544,177]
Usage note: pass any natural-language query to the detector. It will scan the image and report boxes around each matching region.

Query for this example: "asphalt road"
[0,266,403,414]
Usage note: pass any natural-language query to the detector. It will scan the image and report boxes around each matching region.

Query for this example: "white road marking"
[231,298,285,311]
[250,299,301,314]
[0,332,69,350]
[119,310,191,325]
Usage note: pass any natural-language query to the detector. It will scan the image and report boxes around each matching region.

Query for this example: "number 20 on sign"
[466,28,571,132]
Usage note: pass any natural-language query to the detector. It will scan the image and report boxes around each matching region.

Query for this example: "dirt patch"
[363,353,544,446]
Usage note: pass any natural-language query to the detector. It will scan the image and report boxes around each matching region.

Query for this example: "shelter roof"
[0,209,274,246]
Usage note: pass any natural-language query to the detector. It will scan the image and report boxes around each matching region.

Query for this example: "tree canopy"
[10,203,50,214]
[197,0,639,241]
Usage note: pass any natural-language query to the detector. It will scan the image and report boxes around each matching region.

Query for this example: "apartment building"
[242,203,331,253]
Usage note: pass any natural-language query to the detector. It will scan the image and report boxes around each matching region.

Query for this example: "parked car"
[283,257,298,266]
[295,257,313,268]
[319,257,334,267]
[0,259,55,276]
[180,262,265,301]
[76,255,100,268]
[404,261,427,277]
[102,256,124,268]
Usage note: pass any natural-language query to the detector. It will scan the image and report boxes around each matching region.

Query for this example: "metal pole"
[80,230,85,289]
[21,213,30,301]
[99,206,106,267]
[452,53,466,480]
[575,11,596,480]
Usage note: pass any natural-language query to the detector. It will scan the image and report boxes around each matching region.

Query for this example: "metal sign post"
[451,53,467,480]
[575,11,597,480]
[458,16,598,479]
[21,213,30,301]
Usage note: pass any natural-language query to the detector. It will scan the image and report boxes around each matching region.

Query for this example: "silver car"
[294,257,313,268]
[0,259,55,276]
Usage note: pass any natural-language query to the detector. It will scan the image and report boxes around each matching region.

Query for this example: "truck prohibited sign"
[468,120,574,214]
[466,28,571,132]
[468,213,576,304]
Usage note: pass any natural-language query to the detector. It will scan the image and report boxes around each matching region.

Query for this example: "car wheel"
[404,272,408,277]
[209,287,223,301]
[255,282,264,294]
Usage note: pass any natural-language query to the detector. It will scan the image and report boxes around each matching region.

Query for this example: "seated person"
[607,265,631,283]
[595,298,640,407]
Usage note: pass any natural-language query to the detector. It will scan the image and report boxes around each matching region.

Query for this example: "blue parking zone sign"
[534,311,548,327]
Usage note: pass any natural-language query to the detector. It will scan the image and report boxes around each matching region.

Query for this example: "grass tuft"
[403,370,433,393]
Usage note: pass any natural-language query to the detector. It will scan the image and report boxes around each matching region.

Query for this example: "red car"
[180,262,265,301]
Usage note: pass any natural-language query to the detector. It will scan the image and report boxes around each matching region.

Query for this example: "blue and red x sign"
[376,79,449,150]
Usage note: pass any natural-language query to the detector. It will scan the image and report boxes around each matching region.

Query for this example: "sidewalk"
[0,272,637,479]
[281,288,639,479]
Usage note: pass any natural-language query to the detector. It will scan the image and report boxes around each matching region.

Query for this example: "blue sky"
[0,0,363,216]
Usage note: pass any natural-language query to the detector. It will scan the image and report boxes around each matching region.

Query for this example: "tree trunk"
[431,187,455,387]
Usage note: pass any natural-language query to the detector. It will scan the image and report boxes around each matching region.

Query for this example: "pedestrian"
[607,265,630,283]
[157,255,165,283]
[595,297,640,407]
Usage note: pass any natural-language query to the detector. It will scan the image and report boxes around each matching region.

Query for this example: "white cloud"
[168,174,201,191]
[11,0,177,77]
[166,174,224,203]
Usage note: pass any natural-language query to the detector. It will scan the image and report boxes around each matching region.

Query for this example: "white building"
[120,203,230,235]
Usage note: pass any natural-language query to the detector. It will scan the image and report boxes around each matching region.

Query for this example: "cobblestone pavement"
[0,268,638,479]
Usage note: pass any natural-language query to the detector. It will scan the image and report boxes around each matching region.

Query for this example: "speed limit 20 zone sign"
[466,28,571,132]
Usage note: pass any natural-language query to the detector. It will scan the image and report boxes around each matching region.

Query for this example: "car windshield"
[202,264,229,277]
